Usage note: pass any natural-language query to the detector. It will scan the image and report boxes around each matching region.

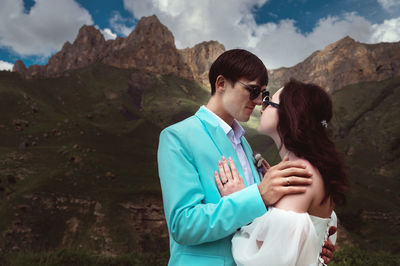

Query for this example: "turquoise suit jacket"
[158,106,267,265]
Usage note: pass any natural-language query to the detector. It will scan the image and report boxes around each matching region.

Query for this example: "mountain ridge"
[12,15,225,85]
[268,36,400,92]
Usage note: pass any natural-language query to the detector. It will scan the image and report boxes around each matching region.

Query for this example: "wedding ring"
[286,177,290,186]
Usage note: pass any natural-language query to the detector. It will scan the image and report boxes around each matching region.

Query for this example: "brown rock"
[12,15,221,84]
[12,60,27,76]
[179,41,225,85]
[269,36,400,92]
[103,15,193,79]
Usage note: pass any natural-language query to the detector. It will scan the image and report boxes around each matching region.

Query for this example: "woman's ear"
[215,75,226,94]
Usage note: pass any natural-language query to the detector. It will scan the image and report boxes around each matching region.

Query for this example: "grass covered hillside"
[0,64,209,255]
[329,77,400,254]
[0,63,399,265]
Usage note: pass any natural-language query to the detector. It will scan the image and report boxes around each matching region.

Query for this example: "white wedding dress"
[232,207,337,266]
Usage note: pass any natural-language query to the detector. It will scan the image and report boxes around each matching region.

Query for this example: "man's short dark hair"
[208,49,268,95]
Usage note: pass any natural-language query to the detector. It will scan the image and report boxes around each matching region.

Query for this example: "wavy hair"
[277,79,349,205]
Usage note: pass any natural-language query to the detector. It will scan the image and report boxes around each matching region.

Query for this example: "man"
[158,49,334,265]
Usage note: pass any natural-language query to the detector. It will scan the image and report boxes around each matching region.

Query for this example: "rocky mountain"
[268,36,400,92]
[4,14,400,264]
[12,15,225,85]
[180,41,225,85]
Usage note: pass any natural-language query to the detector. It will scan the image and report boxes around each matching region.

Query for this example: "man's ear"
[215,75,226,94]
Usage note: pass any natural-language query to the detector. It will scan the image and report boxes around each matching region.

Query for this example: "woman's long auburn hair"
[277,79,349,205]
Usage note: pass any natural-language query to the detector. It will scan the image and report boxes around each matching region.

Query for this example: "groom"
[158,49,334,265]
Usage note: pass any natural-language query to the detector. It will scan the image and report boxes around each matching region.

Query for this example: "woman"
[215,79,349,265]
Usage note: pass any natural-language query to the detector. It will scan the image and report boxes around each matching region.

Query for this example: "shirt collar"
[202,105,245,143]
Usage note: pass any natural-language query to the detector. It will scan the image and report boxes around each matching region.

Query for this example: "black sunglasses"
[262,90,280,110]
[237,80,265,100]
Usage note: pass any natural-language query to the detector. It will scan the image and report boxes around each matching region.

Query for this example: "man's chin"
[237,115,251,122]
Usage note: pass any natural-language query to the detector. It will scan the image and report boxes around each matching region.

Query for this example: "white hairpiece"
[321,120,328,128]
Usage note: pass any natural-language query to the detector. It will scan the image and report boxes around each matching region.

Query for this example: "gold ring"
[286,177,290,186]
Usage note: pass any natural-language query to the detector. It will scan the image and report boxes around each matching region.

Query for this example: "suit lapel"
[195,107,248,186]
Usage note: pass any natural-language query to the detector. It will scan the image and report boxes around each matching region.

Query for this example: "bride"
[215,79,349,265]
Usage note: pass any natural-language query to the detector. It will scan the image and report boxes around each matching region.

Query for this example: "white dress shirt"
[203,106,255,186]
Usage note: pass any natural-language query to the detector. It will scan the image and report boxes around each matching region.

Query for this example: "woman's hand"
[254,153,271,175]
[214,156,245,196]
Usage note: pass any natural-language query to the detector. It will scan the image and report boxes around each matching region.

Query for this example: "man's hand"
[257,157,312,206]
[320,226,336,264]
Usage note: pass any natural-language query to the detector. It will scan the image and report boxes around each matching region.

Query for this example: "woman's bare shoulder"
[274,158,326,214]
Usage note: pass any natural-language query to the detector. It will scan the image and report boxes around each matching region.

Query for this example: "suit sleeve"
[158,128,267,246]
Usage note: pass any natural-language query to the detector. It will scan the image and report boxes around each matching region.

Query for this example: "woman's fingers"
[214,171,224,191]
[222,156,233,180]
[262,159,271,170]
[218,161,228,184]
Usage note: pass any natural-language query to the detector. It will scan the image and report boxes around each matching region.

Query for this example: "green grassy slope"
[0,64,398,259]
[0,64,209,254]
[329,77,400,253]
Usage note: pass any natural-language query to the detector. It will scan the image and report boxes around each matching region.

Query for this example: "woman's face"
[258,88,282,137]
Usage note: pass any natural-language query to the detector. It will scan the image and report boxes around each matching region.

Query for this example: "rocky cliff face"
[268,36,400,92]
[179,41,226,85]
[13,15,225,84]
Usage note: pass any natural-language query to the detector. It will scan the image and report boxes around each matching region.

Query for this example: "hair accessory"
[321,120,328,128]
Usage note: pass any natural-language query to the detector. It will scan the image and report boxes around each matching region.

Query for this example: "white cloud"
[109,11,136,36]
[122,0,400,69]
[100,28,117,40]
[371,17,400,42]
[0,0,93,57]
[122,0,269,48]
[0,60,13,71]
[377,0,400,11]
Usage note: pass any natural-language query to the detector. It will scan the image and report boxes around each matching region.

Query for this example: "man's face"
[221,78,266,122]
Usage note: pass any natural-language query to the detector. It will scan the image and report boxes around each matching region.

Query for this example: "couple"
[158,49,348,265]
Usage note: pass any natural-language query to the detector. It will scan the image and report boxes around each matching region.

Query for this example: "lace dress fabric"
[232,207,337,266]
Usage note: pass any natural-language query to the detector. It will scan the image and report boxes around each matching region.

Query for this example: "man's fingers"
[321,247,333,259]
[321,256,330,264]
[281,176,312,186]
[323,240,335,252]
[274,160,307,171]
[279,167,312,178]
[328,226,337,236]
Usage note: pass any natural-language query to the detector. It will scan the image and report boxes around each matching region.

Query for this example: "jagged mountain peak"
[13,15,224,83]
[126,15,175,48]
[73,25,105,46]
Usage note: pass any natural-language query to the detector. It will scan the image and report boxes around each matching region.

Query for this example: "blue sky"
[0,0,399,71]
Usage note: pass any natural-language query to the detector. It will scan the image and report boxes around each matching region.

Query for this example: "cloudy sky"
[1,0,400,71]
